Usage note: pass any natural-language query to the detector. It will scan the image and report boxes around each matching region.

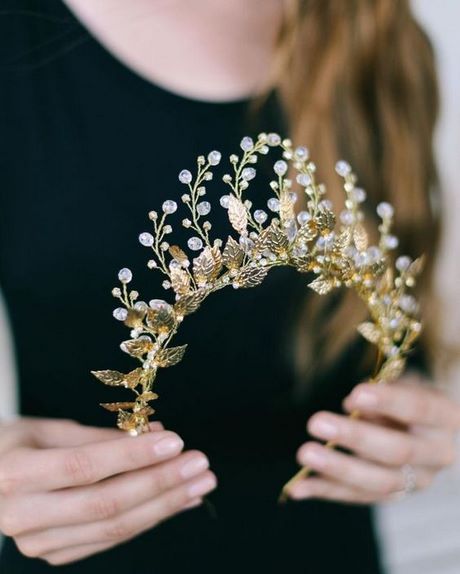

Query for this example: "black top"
[0,2,384,573]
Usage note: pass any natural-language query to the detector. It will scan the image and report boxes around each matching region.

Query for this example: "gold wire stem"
[278,417,358,503]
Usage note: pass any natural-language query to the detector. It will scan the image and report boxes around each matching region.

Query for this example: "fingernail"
[353,389,378,408]
[302,446,326,468]
[180,456,209,479]
[154,436,183,456]
[310,417,338,439]
[187,474,216,498]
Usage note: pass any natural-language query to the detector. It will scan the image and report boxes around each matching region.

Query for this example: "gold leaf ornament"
[170,266,191,295]
[100,401,137,412]
[210,246,223,279]
[295,221,317,244]
[222,236,244,269]
[357,322,381,345]
[120,337,154,358]
[155,344,187,368]
[91,367,144,390]
[408,255,425,277]
[227,194,248,235]
[174,290,206,316]
[91,370,125,386]
[123,308,146,328]
[117,410,147,434]
[353,222,369,251]
[138,391,159,402]
[146,304,176,334]
[262,222,289,255]
[123,367,145,389]
[279,191,295,223]
[378,267,394,293]
[193,247,216,285]
[308,276,334,295]
[94,133,423,502]
[169,245,188,264]
[236,265,268,288]
[378,357,405,382]
[335,227,352,252]
[317,209,336,234]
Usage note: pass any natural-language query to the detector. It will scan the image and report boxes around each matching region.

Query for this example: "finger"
[27,419,122,448]
[1,450,209,534]
[43,541,113,566]
[40,499,202,566]
[30,419,164,448]
[287,477,382,504]
[0,419,161,456]
[15,473,215,557]
[297,442,434,495]
[0,430,183,494]
[344,382,460,430]
[307,411,455,468]
[355,411,409,432]
[0,421,36,457]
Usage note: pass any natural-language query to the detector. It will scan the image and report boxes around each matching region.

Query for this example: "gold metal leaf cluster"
[92,133,424,440]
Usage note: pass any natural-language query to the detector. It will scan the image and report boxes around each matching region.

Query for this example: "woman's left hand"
[288,372,460,503]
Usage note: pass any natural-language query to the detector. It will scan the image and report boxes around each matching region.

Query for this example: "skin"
[290,373,460,502]
[1,0,459,565]
[62,0,283,101]
[0,418,216,565]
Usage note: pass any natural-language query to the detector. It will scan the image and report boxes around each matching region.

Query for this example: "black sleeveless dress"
[0,2,384,572]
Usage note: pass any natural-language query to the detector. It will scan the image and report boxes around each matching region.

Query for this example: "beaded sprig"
[92,133,424,499]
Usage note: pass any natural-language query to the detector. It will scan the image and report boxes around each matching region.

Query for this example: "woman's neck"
[63,0,283,102]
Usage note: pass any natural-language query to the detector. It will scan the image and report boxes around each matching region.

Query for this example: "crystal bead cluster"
[92,134,425,494]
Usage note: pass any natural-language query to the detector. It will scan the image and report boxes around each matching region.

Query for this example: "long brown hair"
[272,0,441,389]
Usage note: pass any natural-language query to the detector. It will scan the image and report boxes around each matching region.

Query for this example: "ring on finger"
[388,463,417,501]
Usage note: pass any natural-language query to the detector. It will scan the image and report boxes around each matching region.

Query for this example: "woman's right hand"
[0,417,216,565]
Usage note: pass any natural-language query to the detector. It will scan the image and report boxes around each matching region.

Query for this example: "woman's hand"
[288,373,460,503]
[0,417,216,565]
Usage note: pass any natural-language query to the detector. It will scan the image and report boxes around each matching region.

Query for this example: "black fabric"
[0,2,384,572]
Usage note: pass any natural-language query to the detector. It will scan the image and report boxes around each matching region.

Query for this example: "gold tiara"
[92,133,424,499]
